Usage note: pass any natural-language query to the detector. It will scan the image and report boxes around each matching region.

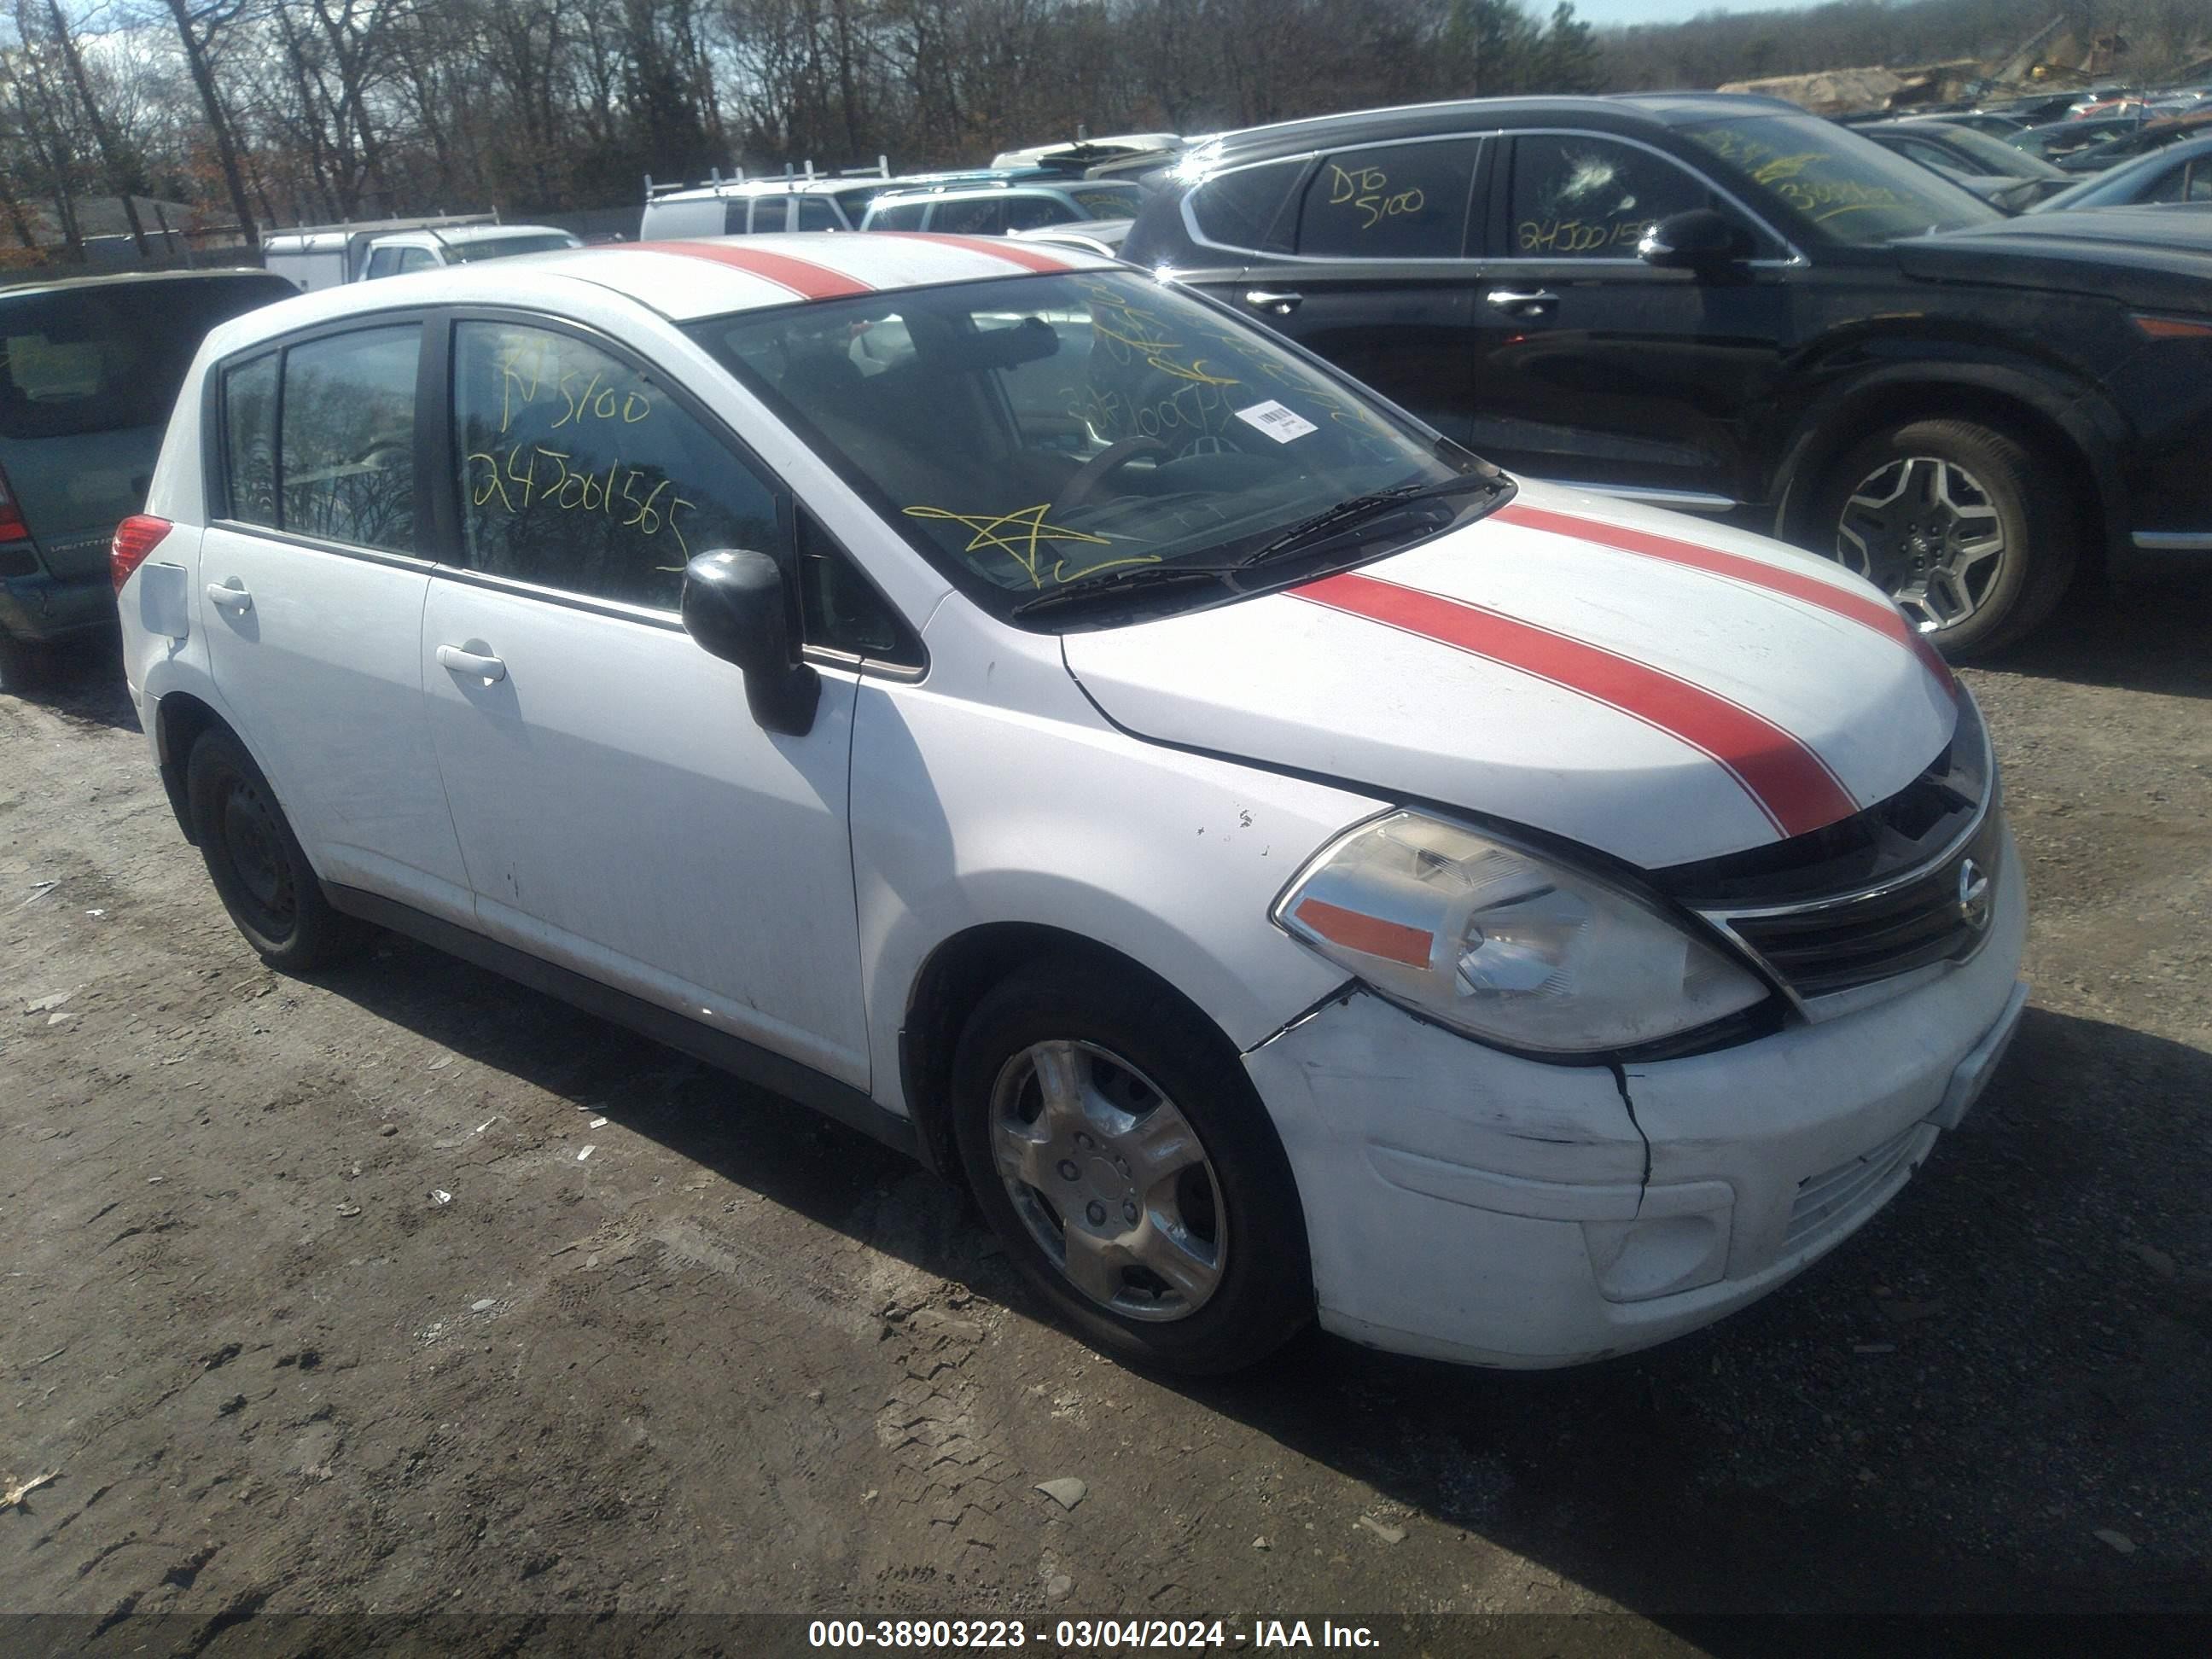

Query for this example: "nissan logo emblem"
[1957,857,1992,934]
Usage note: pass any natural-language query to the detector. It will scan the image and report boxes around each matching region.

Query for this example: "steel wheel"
[1835,454,2007,633]
[987,1039,1225,1322]
[218,772,298,940]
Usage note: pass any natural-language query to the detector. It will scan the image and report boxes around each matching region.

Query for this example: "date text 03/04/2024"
[806,1619,1382,1650]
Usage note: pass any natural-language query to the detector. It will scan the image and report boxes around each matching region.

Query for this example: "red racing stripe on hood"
[1292,571,1859,840]
[620,241,875,299]
[1493,502,1956,694]
[876,231,1069,272]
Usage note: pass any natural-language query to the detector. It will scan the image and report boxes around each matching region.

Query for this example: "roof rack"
[644,158,890,201]
[264,209,500,238]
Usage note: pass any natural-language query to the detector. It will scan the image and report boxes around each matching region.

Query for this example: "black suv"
[1125,93,2212,654]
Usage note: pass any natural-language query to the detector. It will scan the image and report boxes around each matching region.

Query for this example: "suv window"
[868,199,929,230]
[1187,158,1304,252]
[794,195,839,230]
[1507,133,1713,258]
[279,324,420,553]
[1004,194,1074,230]
[934,196,1010,235]
[0,275,288,440]
[451,320,782,611]
[1297,139,1478,259]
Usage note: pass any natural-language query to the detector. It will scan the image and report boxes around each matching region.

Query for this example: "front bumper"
[1243,827,2028,1369]
[1,564,114,643]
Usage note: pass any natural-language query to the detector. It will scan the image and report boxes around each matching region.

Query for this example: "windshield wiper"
[1008,562,1243,619]
[1235,474,1499,568]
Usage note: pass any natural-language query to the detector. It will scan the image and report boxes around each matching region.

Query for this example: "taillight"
[2131,313,2212,341]
[0,462,27,544]
[111,515,172,593]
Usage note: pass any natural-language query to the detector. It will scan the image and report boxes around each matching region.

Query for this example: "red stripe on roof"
[620,240,874,300]
[1494,502,1956,693]
[1293,572,1858,841]
[876,231,1070,273]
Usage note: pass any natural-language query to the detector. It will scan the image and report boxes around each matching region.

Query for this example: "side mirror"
[681,550,819,736]
[1637,208,1755,272]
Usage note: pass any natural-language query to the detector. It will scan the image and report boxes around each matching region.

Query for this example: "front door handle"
[1486,288,1558,316]
[1243,288,1303,316]
[204,579,252,613]
[437,643,507,684]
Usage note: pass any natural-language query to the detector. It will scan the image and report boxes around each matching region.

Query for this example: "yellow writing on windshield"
[903,502,1154,589]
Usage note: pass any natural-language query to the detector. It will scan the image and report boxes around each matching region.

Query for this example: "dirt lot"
[3,570,2209,1651]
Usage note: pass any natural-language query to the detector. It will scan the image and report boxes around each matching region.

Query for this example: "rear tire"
[950,957,1312,1375]
[186,726,367,970]
[1808,417,2080,658]
[0,629,49,691]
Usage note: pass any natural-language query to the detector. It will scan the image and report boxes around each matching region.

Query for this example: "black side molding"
[323,883,928,1169]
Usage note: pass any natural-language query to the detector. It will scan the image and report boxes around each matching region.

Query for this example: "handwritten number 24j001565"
[467,445,699,564]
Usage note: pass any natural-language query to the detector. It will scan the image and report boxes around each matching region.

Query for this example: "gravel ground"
[1,569,2207,1650]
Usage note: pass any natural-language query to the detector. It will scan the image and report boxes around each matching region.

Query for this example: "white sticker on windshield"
[1233,399,1318,443]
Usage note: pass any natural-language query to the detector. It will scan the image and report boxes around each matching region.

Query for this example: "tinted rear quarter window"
[0,276,289,440]
[934,197,1011,235]
[1297,139,1478,258]
[1187,158,1306,251]
[222,352,278,526]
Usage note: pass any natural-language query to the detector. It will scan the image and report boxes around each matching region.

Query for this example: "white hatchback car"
[114,233,2028,1373]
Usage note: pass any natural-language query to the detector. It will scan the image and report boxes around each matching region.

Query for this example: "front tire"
[186,726,366,970]
[1810,416,2079,657]
[950,958,1312,1374]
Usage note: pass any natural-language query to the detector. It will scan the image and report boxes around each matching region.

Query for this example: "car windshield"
[1916,123,2068,180]
[446,233,578,262]
[0,275,288,440]
[690,271,1483,613]
[1676,114,2001,243]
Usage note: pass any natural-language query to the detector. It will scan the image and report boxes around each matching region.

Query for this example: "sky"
[1572,0,1834,25]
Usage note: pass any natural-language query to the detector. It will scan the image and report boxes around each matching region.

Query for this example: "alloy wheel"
[988,1039,1225,1322]
[1835,454,2008,632]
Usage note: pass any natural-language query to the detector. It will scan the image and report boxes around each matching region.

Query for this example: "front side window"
[279,325,419,553]
[398,247,439,274]
[1507,134,1712,259]
[364,246,405,280]
[795,195,839,230]
[451,321,781,611]
[867,198,928,230]
[1677,113,2000,244]
[1298,139,1478,259]
[690,271,1487,619]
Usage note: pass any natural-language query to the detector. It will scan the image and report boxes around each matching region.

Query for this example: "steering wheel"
[1047,434,1169,520]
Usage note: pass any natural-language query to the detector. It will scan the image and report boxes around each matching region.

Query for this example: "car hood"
[1061,484,1959,870]
[1896,208,2212,311]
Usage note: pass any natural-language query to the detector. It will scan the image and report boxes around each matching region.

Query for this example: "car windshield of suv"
[690,271,1487,609]
[1677,114,2000,242]
[0,275,288,440]
[446,233,578,262]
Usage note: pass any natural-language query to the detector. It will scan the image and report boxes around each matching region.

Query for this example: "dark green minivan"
[0,268,293,677]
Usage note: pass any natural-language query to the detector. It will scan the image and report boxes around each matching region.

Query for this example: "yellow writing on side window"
[492,335,655,437]
[467,443,697,556]
[1324,163,1425,232]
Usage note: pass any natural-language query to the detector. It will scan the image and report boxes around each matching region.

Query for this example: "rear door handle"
[1243,288,1303,316]
[204,579,251,613]
[1486,288,1558,316]
[436,644,507,683]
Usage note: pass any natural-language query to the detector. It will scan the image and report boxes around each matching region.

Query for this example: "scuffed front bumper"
[1243,829,2028,1369]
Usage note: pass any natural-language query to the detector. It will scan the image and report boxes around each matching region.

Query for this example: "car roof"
[0,265,288,301]
[1185,91,1802,166]
[870,179,1113,204]
[207,232,1118,341]
[653,176,891,203]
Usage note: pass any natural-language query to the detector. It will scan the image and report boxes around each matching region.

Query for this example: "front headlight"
[1273,811,1770,1057]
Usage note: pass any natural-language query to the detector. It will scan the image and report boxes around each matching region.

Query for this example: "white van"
[262,220,581,291]
[114,232,2026,1375]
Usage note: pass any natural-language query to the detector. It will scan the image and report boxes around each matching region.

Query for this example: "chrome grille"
[1720,805,2005,999]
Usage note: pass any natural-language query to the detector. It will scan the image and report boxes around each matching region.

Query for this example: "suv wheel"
[949,958,1312,1374]
[1812,417,2078,657]
[186,726,366,970]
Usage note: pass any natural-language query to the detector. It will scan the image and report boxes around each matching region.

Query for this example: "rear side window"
[0,276,289,440]
[795,195,839,230]
[1004,195,1075,230]
[1507,133,1713,258]
[1187,158,1305,251]
[1297,140,1478,259]
[279,325,420,554]
[221,353,278,527]
[451,320,783,611]
[934,196,1010,235]
[868,199,928,230]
